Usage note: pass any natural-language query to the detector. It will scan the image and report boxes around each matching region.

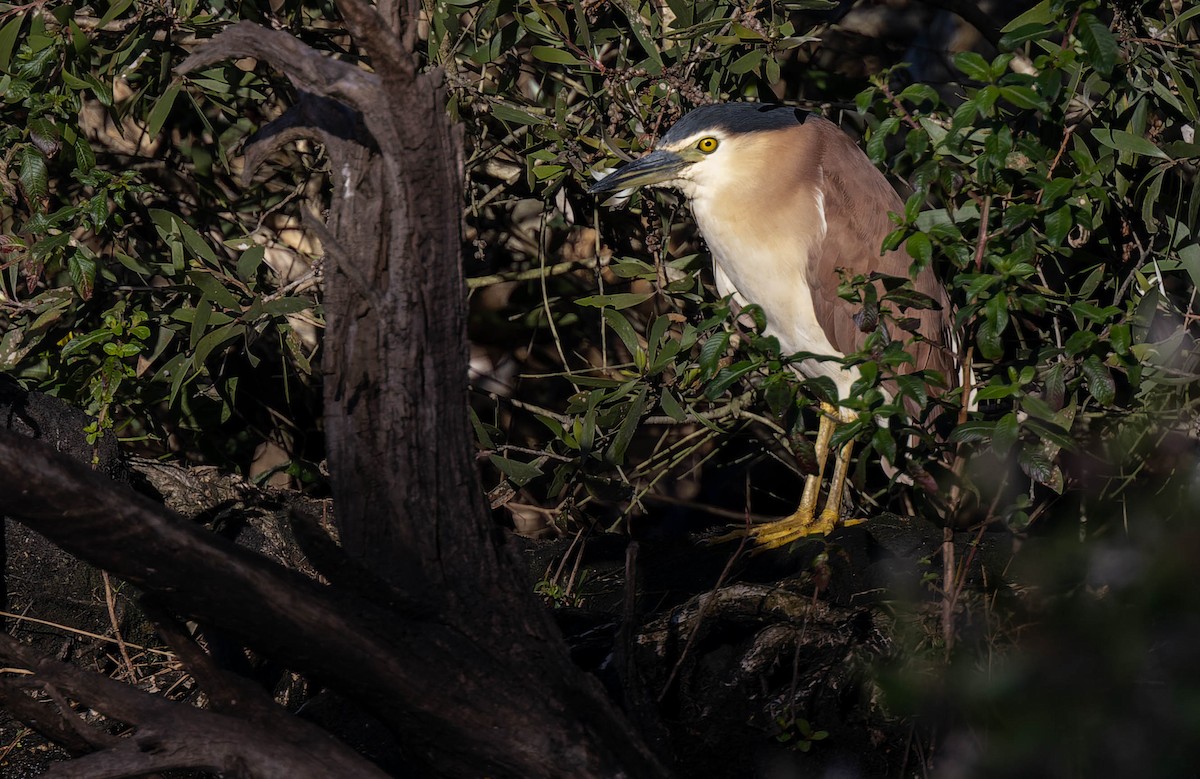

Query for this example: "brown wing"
[800,118,957,392]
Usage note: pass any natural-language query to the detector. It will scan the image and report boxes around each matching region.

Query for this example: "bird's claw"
[709,509,865,551]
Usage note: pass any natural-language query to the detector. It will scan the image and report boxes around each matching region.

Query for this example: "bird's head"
[589,103,811,200]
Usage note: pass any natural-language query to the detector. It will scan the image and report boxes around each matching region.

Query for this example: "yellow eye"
[696,137,719,153]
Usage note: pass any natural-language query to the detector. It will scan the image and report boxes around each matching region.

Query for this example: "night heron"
[590,103,955,547]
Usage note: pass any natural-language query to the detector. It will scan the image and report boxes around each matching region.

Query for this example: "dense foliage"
[1,0,329,470]
[448,0,1200,537]
[2,0,1199,772]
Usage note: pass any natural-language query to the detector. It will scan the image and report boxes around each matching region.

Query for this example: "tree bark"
[0,3,669,777]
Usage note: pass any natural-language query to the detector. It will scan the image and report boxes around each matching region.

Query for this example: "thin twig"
[973,195,991,270]
[507,397,572,423]
[538,210,581,395]
[467,256,603,290]
[0,611,175,658]
[879,81,923,131]
[101,572,139,683]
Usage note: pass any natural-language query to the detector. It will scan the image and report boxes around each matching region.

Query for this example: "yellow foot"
[746,508,839,550]
[708,513,866,549]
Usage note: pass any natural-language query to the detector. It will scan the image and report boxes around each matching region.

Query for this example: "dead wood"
[0,4,668,777]
[0,632,389,779]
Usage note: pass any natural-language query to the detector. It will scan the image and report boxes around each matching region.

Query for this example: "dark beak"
[589,149,688,194]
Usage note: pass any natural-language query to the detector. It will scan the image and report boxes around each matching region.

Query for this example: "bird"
[590,102,955,548]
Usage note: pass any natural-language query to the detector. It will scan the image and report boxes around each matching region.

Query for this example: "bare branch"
[240,89,375,185]
[0,633,390,779]
[0,676,113,754]
[334,0,414,81]
[175,22,377,109]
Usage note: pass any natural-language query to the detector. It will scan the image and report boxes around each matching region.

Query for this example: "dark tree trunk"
[0,1,669,776]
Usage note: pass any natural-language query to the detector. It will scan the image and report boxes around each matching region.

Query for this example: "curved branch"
[240,89,374,185]
[0,633,390,779]
[175,22,378,109]
[334,0,414,81]
[0,429,670,777]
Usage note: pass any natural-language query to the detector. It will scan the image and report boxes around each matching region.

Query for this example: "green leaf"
[954,51,991,82]
[903,191,923,224]
[705,360,756,399]
[905,233,932,266]
[991,412,1019,456]
[1043,205,1072,246]
[1019,448,1063,493]
[881,227,906,253]
[530,46,583,65]
[1082,355,1116,405]
[698,330,730,376]
[178,222,222,265]
[237,246,265,281]
[60,328,112,358]
[765,378,794,415]
[1075,13,1118,76]
[999,23,1055,48]
[67,252,97,299]
[190,297,213,349]
[950,97,979,132]
[1090,129,1169,159]
[489,103,547,126]
[0,12,26,71]
[1000,0,1051,32]
[1023,416,1077,453]
[97,0,134,27]
[977,317,1003,360]
[188,270,242,310]
[975,382,1019,401]
[1043,362,1065,410]
[895,374,928,408]
[86,194,109,228]
[646,314,670,363]
[1166,2,1200,31]
[191,322,243,370]
[532,164,564,181]
[469,407,496,449]
[575,292,653,309]
[897,83,939,106]
[83,72,114,106]
[147,82,181,137]
[73,135,95,174]
[617,3,663,72]
[802,375,839,405]
[741,303,768,333]
[989,53,1015,81]
[659,388,687,422]
[872,425,897,466]
[489,454,544,486]
[867,117,899,162]
[728,49,764,75]
[27,116,60,156]
[999,86,1046,110]
[607,386,648,464]
[105,342,142,358]
[17,146,49,202]
[603,308,642,359]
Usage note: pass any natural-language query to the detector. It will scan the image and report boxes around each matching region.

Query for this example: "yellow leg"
[750,402,844,549]
[817,438,854,530]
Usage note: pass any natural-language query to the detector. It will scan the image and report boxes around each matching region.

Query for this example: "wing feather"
[801,119,957,392]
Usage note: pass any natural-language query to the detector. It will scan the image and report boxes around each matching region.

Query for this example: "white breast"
[690,193,860,399]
